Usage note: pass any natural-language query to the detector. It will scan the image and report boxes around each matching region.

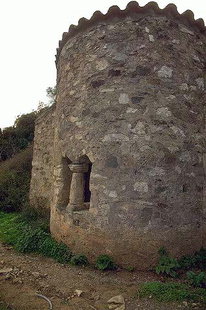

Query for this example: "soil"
[0,242,204,310]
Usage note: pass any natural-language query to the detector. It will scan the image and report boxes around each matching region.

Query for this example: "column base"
[67,202,90,211]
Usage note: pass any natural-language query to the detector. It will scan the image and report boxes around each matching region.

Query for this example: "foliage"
[15,226,46,253]
[46,86,56,106]
[0,112,37,162]
[139,281,206,303]
[178,248,206,271]
[178,254,197,270]
[0,146,32,212]
[0,212,23,245]
[0,211,72,265]
[187,271,206,288]
[126,266,135,272]
[95,255,117,271]
[155,247,180,277]
[0,85,56,163]
[39,237,72,263]
[21,202,49,229]
[70,254,89,266]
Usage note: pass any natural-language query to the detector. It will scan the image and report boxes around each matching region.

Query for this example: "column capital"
[69,162,88,173]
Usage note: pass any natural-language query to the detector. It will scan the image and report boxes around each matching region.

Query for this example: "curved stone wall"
[47,3,206,268]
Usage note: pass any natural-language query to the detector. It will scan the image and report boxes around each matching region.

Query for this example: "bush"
[95,255,117,271]
[187,271,206,288]
[70,254,89,266]
[155,247,180,277]
[0,147,32,212]
[178,248,206,271]
[193,248,206,270]
[139,281,206,303]
[178,255,197,270]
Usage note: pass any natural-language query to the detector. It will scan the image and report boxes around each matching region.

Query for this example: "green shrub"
[178,248,206,271]
[187,271,206,288]
[178,254,197,270]
[126,266,135,272]
[193,248,206,270]
[0,147,32,212]
[139,281,206,303]
[155,247,180,277]
[70,254,89,266]
[95,255,117,271]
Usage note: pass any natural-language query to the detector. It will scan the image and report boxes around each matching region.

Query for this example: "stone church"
[30,1,206,269]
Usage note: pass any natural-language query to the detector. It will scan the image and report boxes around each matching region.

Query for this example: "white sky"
[0,0,205,128]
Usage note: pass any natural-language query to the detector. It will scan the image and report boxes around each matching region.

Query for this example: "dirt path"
[0,243,203,310]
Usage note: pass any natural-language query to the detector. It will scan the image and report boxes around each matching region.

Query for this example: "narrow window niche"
[68,155,92,211]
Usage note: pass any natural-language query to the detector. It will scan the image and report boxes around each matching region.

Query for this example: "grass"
[0,211,119,270]
[0,211,72,264]
[139,281,206,303]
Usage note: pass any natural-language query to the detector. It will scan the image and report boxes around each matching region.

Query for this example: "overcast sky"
[0,0,205,129]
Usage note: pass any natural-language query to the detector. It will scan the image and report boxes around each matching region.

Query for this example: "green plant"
[193,248,206,270]
[39,237,72,263]
[187,271,206,288]
[70,254,89,266]
[155,247,180,277]
[0,211,72,264]
[95,255,117,271]
[15,226,46,253]
[126,266,135,272]
[139,281,206,303]
[178,254,197,270]
[178,248,206,271]
[0,147,32,212]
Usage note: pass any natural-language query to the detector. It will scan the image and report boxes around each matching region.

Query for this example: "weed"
[193,248,206,270]
[15,226,47,253]
[39,237,72,263]
[155,247,180,277]
[178,255,197,270]
[95,255,117,271]
[126,266,135,272]
[187,271,206,288]
[139,281,206,303]
[70,254,89,266]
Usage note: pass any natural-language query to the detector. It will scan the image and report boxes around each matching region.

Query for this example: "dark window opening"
[79,155,92,204]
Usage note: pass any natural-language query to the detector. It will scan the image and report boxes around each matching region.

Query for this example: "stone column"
[68,162,88,211]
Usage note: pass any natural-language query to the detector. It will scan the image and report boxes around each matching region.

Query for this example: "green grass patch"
[139,281,206,303]
[0,211,72,264]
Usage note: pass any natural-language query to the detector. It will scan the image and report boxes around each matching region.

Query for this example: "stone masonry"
[30,1,206,269]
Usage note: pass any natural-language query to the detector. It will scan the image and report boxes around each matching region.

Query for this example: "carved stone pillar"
[68,162,88,211]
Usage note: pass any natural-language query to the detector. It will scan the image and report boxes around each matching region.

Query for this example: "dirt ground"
[0,242,204,310]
